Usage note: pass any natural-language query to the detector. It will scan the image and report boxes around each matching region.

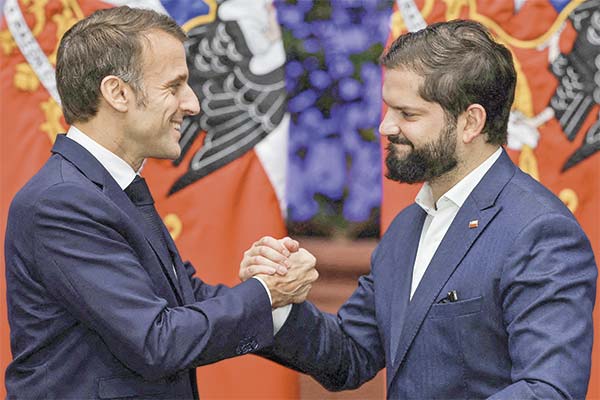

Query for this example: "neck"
[74,118,144,171]
[428,144,499,203]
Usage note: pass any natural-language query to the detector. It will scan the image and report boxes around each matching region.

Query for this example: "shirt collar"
[415,147,503,214]
[66,125,137,189]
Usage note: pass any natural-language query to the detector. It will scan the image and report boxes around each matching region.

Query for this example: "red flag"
[0,0,297,398]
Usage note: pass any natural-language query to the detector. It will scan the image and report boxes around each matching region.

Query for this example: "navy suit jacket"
[4,135,273,399]
[267,150,597,399]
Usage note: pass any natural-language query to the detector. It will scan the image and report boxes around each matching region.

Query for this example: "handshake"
[239,237,318,308]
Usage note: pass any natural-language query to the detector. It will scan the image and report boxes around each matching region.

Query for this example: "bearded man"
[244,19,597,399]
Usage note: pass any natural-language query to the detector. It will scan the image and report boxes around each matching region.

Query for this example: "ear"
[99,75,130,113]
[460,104,486,144]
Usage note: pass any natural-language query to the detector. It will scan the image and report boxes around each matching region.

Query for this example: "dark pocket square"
[428,295,483,319]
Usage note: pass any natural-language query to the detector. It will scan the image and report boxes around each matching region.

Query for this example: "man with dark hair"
[4,6,317,399]
[247,20,597,399]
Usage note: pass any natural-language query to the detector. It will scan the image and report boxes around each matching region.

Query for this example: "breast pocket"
[428,295,483,319]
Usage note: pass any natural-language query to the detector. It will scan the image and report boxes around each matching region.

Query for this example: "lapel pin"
[468,220,479,229]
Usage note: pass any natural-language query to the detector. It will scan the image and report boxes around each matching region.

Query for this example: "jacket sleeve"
[489,212,597,400]
[181,260,232,300]
[31,183,274,381]
[262,256,386,391]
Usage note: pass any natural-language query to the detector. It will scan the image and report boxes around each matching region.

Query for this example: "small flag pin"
[468,220,479,229]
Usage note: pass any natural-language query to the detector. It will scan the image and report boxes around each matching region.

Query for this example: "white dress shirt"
[410,148,502,299]
[67,125,136,189]
[66,126,288,333]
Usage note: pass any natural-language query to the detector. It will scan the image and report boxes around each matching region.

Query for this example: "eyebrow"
[382,99,424,112]
[166,74,188,86]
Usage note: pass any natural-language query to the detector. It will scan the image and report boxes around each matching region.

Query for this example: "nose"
[181,83,200,116]
[379,111,400,137]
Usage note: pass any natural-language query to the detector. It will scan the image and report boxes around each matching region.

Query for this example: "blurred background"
[1,0,598,398]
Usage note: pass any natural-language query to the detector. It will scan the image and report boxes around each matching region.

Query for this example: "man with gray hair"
[4,6,316,398]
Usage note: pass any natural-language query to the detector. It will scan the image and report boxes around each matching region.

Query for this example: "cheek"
[405,119,442,144]
[397,121,419,141]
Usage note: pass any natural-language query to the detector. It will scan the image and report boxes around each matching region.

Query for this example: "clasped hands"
[239,237,318,308]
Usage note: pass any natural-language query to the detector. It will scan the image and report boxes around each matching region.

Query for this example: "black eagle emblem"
[169,1,287,195]
[549,0,600,171]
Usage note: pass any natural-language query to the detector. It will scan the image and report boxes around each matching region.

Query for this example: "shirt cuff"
[272,304,292,335]
[252,276,272,304]
[252,276,292,334]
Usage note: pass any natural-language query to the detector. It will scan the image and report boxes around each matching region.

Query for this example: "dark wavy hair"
[380,19,516,145]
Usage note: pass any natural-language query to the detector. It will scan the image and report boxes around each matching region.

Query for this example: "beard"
[385,117,458,184]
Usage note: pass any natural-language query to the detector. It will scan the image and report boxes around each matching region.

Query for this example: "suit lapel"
[388,205,426,365]
[104,178,185,304]
[162,227,196,304]
[388,150,516,382]
[51,135,184,305]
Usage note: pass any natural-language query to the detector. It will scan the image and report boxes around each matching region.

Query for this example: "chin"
[166,148,181,161]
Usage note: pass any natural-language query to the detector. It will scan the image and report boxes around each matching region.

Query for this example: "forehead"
[381,68,427,106]
[140,30,188,80]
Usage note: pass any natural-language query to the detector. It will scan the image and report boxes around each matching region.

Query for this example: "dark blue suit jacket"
[4,135,273,399]
[267,150,597,399]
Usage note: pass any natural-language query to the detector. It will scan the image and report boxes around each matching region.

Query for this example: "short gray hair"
[56,6,187,124]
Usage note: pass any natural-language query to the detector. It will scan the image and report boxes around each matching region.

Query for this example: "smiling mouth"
[171,121,182,132]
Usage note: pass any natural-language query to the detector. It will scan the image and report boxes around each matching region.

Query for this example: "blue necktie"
[124,176,180,284]
[125,176,170,251]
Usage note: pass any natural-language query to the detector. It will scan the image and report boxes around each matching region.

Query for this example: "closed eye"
[393,108,418,120]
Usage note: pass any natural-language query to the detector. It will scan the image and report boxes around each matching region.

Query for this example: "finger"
[250,255,284,270]
[239,263,279,281]
[246,265,278,276]
[246,255,288,277]
[254,245,290,266]
[257,236,291,257]
[280,237,300,253]
[275,264,288,276]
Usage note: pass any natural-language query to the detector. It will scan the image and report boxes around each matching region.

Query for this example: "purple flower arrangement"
[277,0,392,237]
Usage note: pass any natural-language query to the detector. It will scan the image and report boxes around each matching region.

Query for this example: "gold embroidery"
[26,0,50,37]
[48,0,84,65]
[467,0,585,49]
[181,0,218,32]
[443,0,468,20]
[558,188,579,213]
[40,98,64,143]
[0,29,17,55]
[518,145,540,181]
[164,213,183,241]
[14,62,40,91]
[511,52,534,118]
